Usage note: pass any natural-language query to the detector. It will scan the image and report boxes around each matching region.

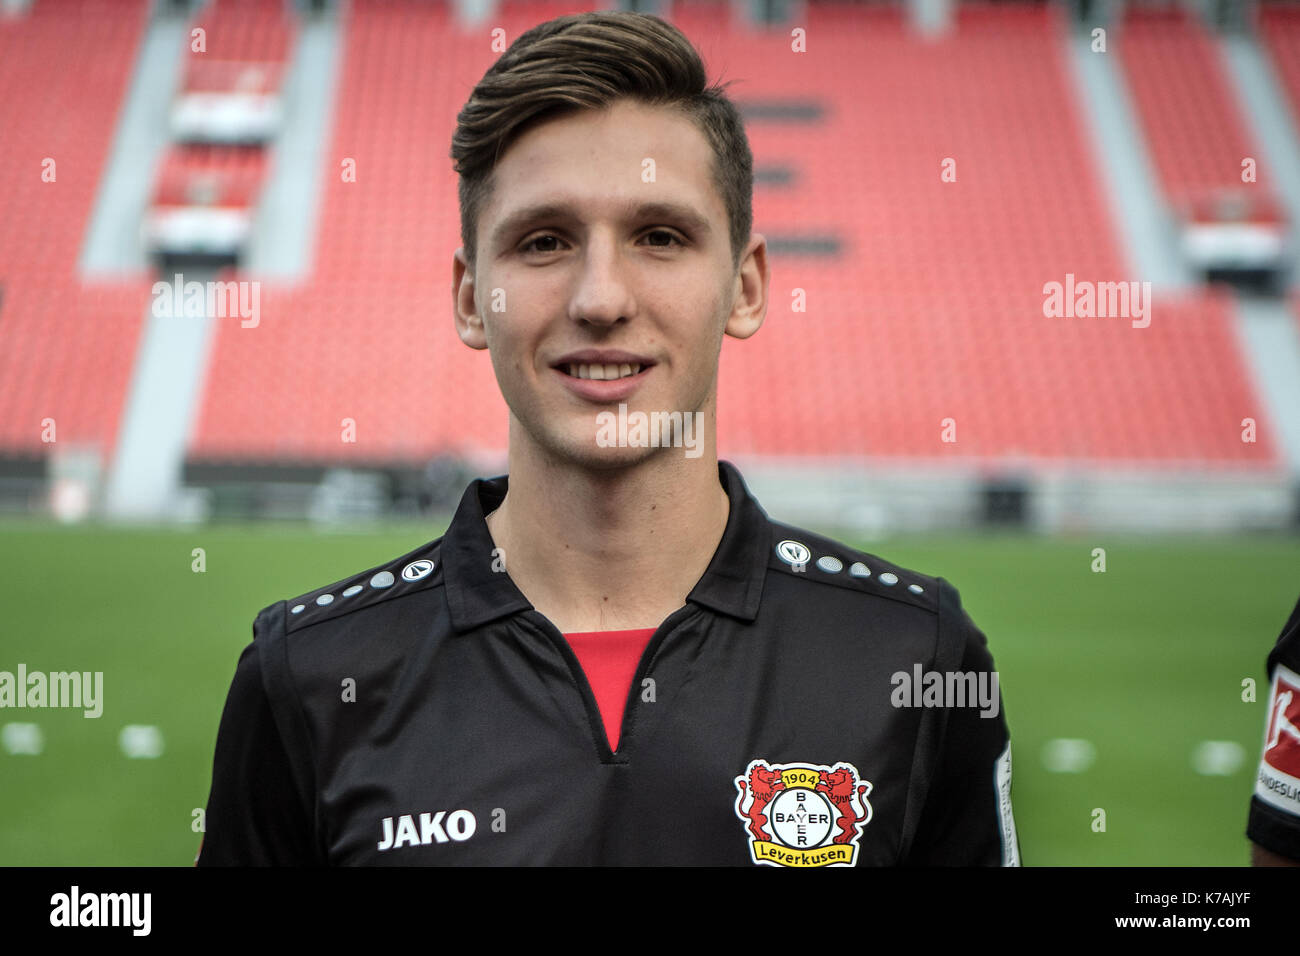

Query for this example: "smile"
[561,363,643,380]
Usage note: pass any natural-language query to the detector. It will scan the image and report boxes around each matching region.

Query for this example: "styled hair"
[450,11,753,273]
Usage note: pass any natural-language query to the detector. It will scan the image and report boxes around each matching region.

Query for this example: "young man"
[198,11,1018,866]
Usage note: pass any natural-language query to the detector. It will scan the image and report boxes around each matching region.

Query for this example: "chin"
[566,440,660,471]
[541,428,671,472]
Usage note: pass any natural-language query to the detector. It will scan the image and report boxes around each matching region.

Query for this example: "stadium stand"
[1119,4,1273,204]
[0,0,1286,524]
[146,143,270,258]
[181,0,1280,467]
[171,0,293,144]
[0,0,151,459]
[185,0,294,63]
[1117,3,1288,281]
[1259,4,1300,137]
[188,0,508,463]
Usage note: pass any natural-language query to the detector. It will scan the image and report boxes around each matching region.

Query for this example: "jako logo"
[49,886,150,936]
[378,809,476,850]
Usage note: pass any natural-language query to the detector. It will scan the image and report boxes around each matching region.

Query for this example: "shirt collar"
[441,459,770,633]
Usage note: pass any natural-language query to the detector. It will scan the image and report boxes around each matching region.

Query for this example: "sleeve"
[1245,594,1300,862]
[902,579,1020,866]
[197,608,324,866]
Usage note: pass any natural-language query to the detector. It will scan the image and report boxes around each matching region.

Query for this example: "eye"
[642,229,685,248]
[521,234,565,255]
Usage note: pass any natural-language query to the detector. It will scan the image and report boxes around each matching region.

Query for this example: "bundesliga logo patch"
[734,759,872,867]
[1256,663,1300,816]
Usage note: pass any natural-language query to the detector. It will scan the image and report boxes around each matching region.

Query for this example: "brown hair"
[450,11,752,273]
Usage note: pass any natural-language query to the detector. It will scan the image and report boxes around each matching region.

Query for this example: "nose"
[567,229,635,328]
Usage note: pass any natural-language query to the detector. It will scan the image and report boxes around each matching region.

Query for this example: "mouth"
[556,362,648,381]
[550,349,658,381]
[550,354,656,402]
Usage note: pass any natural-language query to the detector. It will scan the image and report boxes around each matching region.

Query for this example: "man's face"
[452,98,767,469]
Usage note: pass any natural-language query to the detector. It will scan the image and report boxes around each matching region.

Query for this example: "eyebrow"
[489,200,713,249]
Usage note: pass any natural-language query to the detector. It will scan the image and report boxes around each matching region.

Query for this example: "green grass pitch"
[0,519,1295,865]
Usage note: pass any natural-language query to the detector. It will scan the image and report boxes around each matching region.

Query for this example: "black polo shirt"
[1246,594,1300,861]
[198,460,1019,866]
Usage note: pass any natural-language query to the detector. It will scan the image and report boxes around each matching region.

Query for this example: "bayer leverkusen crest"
[734,759,873,867]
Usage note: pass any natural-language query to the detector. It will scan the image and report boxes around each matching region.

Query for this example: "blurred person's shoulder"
[1265,594,1300,674]
[1247,594,1300,862]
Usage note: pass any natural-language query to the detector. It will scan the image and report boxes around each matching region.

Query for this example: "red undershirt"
[563,627,657,752]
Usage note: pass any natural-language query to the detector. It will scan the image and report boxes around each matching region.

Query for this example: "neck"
[485,416,730,634]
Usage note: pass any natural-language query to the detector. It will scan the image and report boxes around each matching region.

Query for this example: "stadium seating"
[0,0,1279,469]
[1260,4,1300,134]
[0,0,150,458]
[181,0,1281,466]
[1118,4,1273,205]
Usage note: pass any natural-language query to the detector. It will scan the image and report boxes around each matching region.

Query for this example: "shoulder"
[253,535,448,640]
[761,517,949,616]
[1248,594,1300,861]
[755,517,994,670]
[1266,594,1300,676]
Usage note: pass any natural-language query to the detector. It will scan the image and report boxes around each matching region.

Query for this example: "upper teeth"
[566,363,642,380]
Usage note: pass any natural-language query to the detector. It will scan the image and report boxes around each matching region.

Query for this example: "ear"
[724,233,768,340]
[452,247,488,350]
